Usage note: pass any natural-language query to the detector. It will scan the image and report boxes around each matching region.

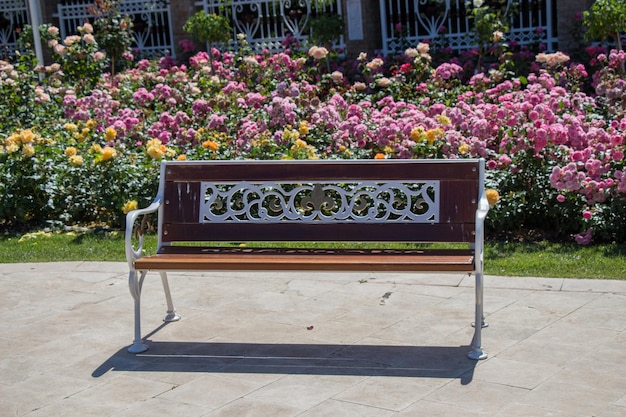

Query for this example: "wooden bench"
[125,159,491,359]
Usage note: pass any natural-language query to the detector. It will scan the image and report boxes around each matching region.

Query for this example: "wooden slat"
[160,222,476,243]
[135,250,475,272]
[163,159,480,182]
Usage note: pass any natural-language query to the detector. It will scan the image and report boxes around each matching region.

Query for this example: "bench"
[125,158,491,359]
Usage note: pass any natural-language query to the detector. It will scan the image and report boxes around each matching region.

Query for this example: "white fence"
[195,0,345,53]
[55,0,174,58]
[380,0,558,55]
[0,0,28,58]
[2,0,559,62]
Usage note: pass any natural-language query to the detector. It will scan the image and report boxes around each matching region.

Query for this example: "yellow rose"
[122,200,138,214]
[101,146,117,161]
[91,144,103,153]
[65,146,77,157]
[410,127,424,142]
[147,144,166,159]
[69,155,84,166]
[202,140,219,151]
[19,129,35,144]
[22,144,35,157]
[458,143,471,154]
[104,127,117,142]
[437,115,451,126]
[5,138,19,154]
[64,123,78,132]
[177,154,187,161]
[293,139,307,149]
[486,189,500,207]
[146,138,162,148]
[425,128,443,144]
[283,128,299,142]
[299,121,309,136]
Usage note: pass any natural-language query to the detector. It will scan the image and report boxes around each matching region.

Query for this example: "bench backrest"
[156,159,484,246]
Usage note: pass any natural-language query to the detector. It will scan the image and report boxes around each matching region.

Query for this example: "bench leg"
[128,270,149,354]
[468,272,488,360]
[160,272,181,323]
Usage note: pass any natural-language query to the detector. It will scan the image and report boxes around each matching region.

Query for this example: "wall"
[343,0,382,57]
[556,0,594,53]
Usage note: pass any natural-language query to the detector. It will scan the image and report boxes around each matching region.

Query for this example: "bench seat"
[134,247,475,272]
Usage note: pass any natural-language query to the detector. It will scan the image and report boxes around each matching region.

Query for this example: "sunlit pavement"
[1,262,625,416]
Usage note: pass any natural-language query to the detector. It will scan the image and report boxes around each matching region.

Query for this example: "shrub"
[583,0,626,51]
[1,41,626,244]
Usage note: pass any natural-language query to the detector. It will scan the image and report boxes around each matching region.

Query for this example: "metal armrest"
[474,192,491,271]
[125,199,161,270]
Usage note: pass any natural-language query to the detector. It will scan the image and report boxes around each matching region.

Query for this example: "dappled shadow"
[93,339,477,384]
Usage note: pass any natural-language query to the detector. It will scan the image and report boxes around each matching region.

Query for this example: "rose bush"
[1,26,625,244]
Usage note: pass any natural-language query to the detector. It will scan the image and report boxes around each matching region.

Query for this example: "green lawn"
[1,230,624,279]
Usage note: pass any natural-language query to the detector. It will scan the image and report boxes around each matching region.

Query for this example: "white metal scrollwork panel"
[0,0,28,57]
[199,181,439,223]
[196,0,345,53]
[55,0,174,58]
[381,0,556,55]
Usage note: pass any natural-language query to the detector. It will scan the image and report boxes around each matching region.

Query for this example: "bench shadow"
[94,330,478,385]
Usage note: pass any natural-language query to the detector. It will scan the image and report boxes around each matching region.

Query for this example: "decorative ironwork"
[54,0,174,58]
[380,0,557,55]
[196,0,345,53]
[0,0,28,59]
[199,180,439,223]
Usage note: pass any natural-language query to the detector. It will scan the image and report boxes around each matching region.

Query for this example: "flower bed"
[1,27,625,243]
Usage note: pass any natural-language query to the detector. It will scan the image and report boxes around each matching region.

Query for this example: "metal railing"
[0,0,28,59]
[54,0,174,58]
[195,0,345,53]
[4,0,559,62]
[380,0,558,55]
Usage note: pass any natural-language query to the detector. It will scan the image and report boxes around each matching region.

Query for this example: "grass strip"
[0,230,624,279]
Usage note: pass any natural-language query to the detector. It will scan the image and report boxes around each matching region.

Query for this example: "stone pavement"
[1,262,626,417]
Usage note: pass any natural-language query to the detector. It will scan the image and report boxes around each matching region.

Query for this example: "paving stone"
[298,399,397,416]
[515,381,624,416]
[203,397,302,417]
[155,374,274,409]
[23,397,124,417]
[423,379,531,414]
[474,357,561,389]
[70,374,174,408]
[494,403,580,417]
[244,374,365,411]
[396,399,493,416]
[2,262,626,417]
[334,375,446,411]
[598,406,626,417]
[111,397,210,417]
